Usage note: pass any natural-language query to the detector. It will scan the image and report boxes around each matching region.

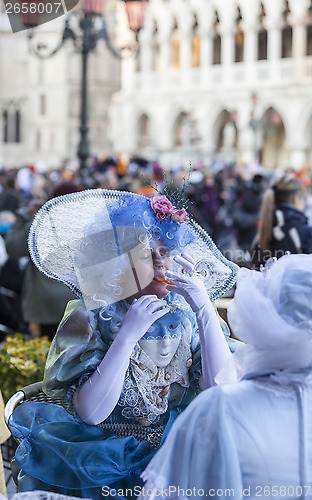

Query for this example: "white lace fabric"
[119,321,194,423]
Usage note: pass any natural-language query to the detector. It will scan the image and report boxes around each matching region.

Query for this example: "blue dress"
[9,293,213,499]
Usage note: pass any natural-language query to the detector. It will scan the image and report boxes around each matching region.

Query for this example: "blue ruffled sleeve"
[43,299,109,402]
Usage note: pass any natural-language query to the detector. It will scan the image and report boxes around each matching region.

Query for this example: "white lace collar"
[118,325,194,424]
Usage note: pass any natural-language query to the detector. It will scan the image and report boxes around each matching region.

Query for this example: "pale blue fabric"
[141,369,312,499]
[9,401,180,498]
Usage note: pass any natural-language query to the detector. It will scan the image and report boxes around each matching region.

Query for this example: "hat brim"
[28,189,238,308]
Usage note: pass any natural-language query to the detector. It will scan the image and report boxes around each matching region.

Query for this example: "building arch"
[137,113,151,151]
[213,110,238,151]
[173,111,189,147]
[260,107,286,168]
[2,109,8,143]
[163,107,200,151]
[284,101,312,159]
[216,0,238,39]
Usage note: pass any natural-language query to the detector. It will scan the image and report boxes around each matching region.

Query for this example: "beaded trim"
[98,422,165,448]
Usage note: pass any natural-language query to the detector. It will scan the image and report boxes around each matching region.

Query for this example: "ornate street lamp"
[124,0,147,37]
[18,0,147,178]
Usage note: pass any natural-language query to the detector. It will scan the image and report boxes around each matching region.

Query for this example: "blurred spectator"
[213,167,238,253]
[201,173,219,238]
[0,233,26,333]
[50,180,84,198]
[98,168,119,190]
[4,181,83,340]
[251,173,312,269]
[232,174,264,251]
[0,172,19,213]
[0,211,16,236]
[15,165,35,202]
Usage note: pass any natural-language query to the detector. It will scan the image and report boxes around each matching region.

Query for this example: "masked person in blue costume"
[8,190,238,500]
[140,253,312,500]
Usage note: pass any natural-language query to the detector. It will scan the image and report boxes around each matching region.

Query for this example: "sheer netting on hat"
[28,189,238,310]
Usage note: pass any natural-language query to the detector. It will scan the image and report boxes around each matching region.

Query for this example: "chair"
[4,381,64,458]
[3,381,61,487]
[5,381,165,451]
[4,382,64,436]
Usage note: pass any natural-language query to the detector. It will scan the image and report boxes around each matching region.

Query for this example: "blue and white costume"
[9,190,238,500]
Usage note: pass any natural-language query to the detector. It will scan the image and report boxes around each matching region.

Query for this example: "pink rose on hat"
[171,208,187,223]
[151,195,187,223]
[151,195,174,220]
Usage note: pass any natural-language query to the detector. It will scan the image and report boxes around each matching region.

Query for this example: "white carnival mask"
[139,310,182,367]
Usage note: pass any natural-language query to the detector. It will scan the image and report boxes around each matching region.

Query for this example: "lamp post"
[19,0,147,179]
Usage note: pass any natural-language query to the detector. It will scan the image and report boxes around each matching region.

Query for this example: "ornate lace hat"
[28,189,238,309]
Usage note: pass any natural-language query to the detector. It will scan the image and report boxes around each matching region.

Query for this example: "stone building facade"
[110,0,312,170]
[0,1,120,170]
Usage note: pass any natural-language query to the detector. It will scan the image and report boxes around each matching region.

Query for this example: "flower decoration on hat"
[171,208,187,223]
[143,166,191,224]
[150,195,187,223]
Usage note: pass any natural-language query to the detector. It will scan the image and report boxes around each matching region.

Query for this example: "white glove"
[118,295,170,345]
[166,254,209,312]
[167,254,234,388]
[73,295,169,425]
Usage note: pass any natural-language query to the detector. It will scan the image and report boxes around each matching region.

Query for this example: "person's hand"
[166,254,210,312]
[119,295,170,344]
[74,296,169,425]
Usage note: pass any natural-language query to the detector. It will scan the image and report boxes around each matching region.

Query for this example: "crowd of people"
[1,156,312,500]
[0,158,312,337]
